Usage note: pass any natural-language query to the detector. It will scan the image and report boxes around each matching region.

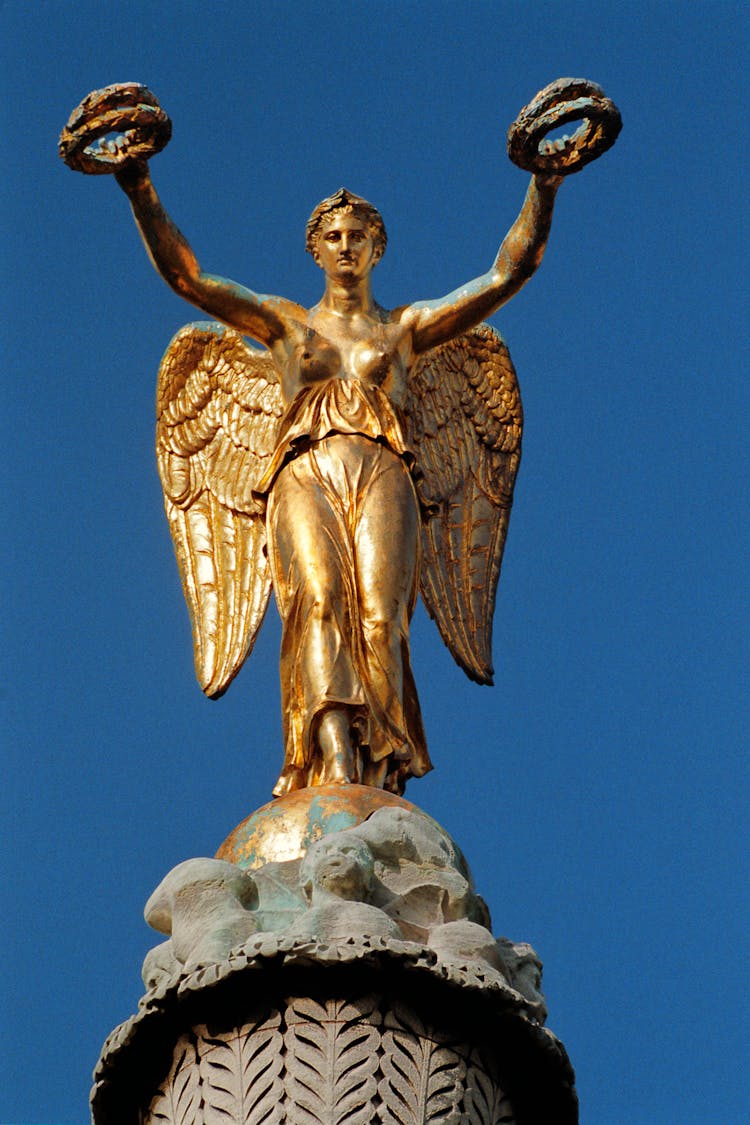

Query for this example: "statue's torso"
[273,305,413,408]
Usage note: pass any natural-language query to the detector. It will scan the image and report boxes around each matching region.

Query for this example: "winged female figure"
[60,80,620,797]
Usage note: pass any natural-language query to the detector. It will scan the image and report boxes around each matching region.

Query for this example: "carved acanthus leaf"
[146,1037,201,1124]
[195,1015,284,1124]
[378,1003,466,1123]
[462,1049,517,1124]
[284,995,380,1124]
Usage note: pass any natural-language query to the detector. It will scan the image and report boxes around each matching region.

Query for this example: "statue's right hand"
[114,158,150,193]
[59,83,171,176]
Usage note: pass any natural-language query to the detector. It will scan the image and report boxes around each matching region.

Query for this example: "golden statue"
[59,80,620,798]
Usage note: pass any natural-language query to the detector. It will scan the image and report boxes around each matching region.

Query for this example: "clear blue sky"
[3,2,747,1121]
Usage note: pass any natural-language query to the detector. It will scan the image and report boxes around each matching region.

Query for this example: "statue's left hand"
[59,83,171,176]
[534,172,565,191]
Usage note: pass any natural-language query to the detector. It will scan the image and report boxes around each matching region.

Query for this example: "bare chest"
[277,313,411,405]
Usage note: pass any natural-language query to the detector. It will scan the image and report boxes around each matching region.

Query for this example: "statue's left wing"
[405,324,522,685]
[156,322,283,697]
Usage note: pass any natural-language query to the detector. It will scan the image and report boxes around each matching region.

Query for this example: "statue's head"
[306,187,387,267]
[300,833,375,902]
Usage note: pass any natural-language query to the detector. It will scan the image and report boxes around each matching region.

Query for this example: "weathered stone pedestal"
[91,789,577,1123]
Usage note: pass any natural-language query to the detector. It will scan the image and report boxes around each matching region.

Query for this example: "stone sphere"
[215,784,420,869]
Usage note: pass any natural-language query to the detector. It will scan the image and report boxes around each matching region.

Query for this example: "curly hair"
[306,187,387,265]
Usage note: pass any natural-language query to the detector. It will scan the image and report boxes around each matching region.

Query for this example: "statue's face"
[316,212,375,280]
[302,835,374,900]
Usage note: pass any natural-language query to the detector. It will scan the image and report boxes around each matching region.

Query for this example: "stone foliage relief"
[145,999,517,1124]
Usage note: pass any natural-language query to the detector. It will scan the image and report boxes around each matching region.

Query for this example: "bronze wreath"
[59,83,172,174]
[507,77,621,175]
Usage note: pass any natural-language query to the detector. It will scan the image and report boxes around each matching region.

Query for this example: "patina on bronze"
[507,77,621,175]
[215,784,422,869]
[59,83,171,174]
[59,81,619,800]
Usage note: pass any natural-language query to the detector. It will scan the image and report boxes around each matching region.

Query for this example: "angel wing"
[404,324,522,685]
[156,322,283,697]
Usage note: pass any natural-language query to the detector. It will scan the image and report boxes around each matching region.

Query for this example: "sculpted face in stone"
[496,938,547,1021]
[301,835,375,903]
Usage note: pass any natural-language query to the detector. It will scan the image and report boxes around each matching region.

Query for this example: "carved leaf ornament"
[463,1050,517,1124]
[197,1019,284,1124]
[147,1041,202,1124]
[284,996,380,1124]
[144,995,516,1124]
[379,1004,466,1123]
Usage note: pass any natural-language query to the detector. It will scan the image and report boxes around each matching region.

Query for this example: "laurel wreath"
[58,82,172,174]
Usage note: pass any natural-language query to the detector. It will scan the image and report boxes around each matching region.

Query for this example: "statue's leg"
[266,449,365,790]
[349,441,429,784]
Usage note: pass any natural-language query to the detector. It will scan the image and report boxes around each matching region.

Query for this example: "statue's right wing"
[156,322,283,697]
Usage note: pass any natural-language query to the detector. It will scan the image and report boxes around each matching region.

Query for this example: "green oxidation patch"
[304,796,361,847]
[215,785,420,870]
[213,784,471,882]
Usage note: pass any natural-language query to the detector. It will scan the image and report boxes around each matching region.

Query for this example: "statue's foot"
[320,745,356,785]
[361,758,388,789]
[323,768,352,786]
[318,709,359,785]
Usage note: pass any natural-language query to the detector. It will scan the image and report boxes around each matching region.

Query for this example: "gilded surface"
[60,82,620,798]
[215,784,418,869]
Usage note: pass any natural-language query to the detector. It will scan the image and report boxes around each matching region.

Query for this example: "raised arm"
[115,162,291,348]
[405,174,562,354]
